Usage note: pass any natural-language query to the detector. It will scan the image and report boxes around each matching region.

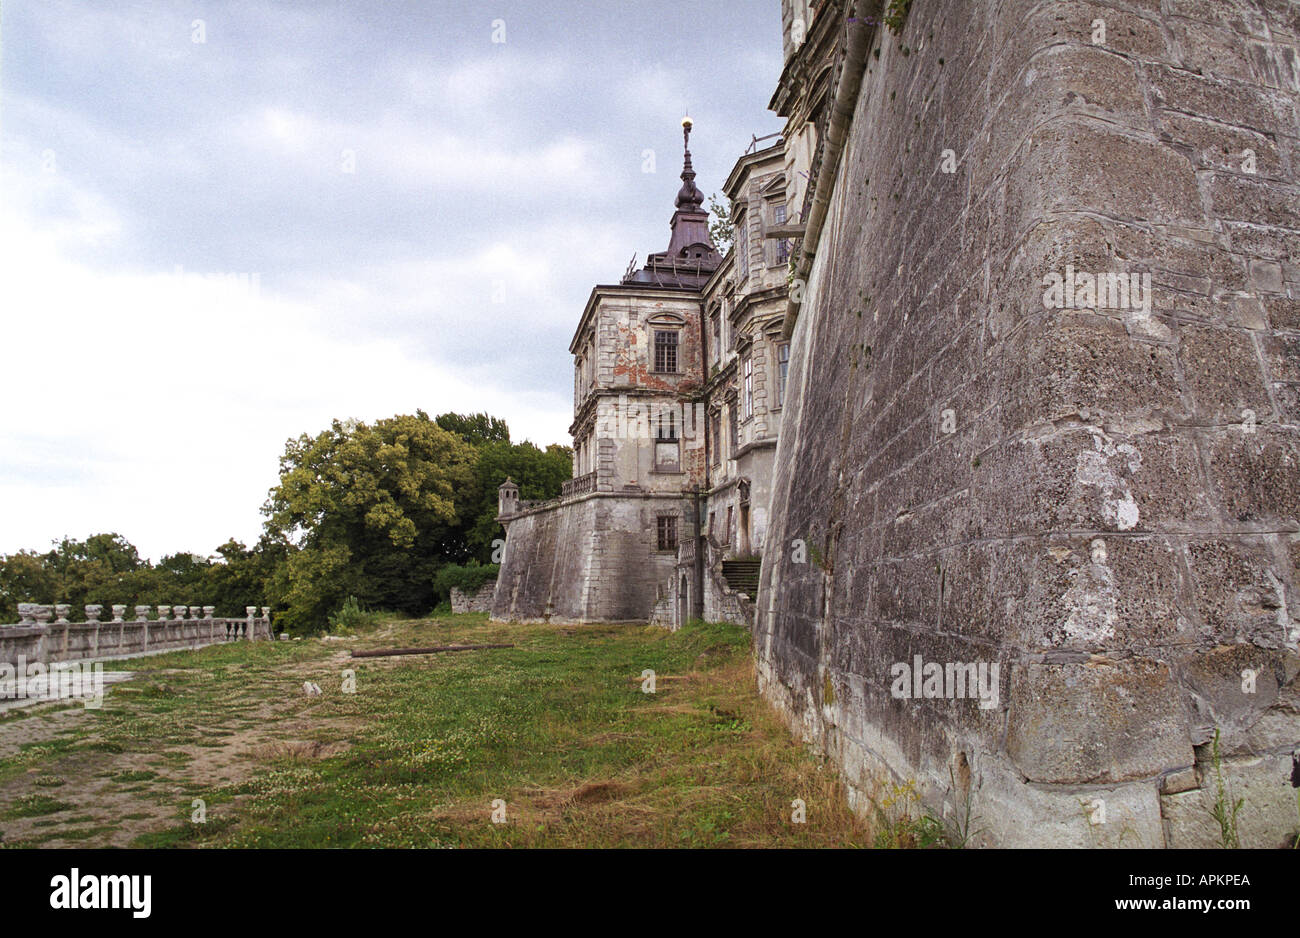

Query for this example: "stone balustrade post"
[203,606,215,619]
[84,605,103,623]
[173,605,187,621]
[112,605,126,623]
[134,605,150,621]
[54,604,71,625]
[33,605,52,625]
[17,603,36,626]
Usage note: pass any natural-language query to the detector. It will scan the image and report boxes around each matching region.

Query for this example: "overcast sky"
[0,0,784,561]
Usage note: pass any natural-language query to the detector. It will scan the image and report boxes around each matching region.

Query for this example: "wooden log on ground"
[350,643,515,659]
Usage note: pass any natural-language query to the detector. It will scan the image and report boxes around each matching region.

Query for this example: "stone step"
[721,559,762,596]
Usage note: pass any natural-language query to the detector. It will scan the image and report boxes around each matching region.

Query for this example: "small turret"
[497,477,520,519]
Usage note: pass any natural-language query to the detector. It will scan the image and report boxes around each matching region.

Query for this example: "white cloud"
[0,159,571,561]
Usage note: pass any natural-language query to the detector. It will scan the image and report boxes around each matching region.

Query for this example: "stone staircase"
[720,558,761,598]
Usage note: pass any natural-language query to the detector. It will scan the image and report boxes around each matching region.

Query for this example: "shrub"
[884,0,912,34]
[431,562,499,605]
[327,595,383,635]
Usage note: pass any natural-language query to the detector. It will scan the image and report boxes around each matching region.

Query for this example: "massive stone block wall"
[493,494,694,622]
[757,0,1300,846]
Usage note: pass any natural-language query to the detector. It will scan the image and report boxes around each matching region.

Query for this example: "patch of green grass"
[4,794,74,819]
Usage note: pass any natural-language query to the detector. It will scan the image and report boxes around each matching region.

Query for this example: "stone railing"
[0,603,272,667]
[561,471,597,498]
[678,533,696,565]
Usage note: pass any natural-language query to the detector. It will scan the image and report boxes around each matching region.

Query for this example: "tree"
[708,193,734,254]
[0,551,56,624]
[207,535,285,617]
[264,412,477,631]
[434,411,511,447]
[44,533,146,611]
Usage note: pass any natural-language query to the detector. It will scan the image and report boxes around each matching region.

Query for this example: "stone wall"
[1,604,272,667]
[450,581,497,614]
[493,493,695,622]
[757,0,1300,847]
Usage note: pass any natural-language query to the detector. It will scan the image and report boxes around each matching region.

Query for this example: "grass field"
[0,614,946,848]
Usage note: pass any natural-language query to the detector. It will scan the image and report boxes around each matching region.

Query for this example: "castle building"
[501,0,1300,848]
[492,121,789,628]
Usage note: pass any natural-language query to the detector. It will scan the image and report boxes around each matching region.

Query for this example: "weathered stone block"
[1006,657,1194,784]
[1179,324,1271,422]
[1204,426,1300,523]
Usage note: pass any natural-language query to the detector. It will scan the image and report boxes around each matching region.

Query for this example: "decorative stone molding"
[157,605,171,621]
[203,606,216,619]
[84,605,103,623]
[134,605,151,621]
[17,604,36,626]
[33,605,52,625]
[173,605,188,620]
[112,605,127,623]
[54,604,71,625]
[260,606,270,619]
[245,606,257,619]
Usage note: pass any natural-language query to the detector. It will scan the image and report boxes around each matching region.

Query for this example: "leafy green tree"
[435,412,510,447]
[264,412,477,631]
[45,533,147,611]
[0,550,56,623]
[207,535,285,618]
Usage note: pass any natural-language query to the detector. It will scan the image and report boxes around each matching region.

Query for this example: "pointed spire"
[675,116,703,212]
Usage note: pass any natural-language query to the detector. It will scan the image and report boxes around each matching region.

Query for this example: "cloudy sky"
[0,0,785,560]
